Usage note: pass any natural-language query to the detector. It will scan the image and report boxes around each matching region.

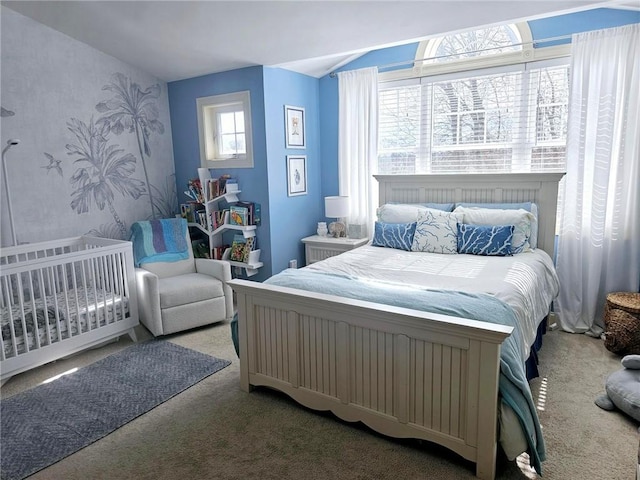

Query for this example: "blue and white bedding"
[266,245,559,473]
[307,245,559,362]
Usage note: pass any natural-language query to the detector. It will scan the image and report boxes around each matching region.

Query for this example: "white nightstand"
[301,235,369,265]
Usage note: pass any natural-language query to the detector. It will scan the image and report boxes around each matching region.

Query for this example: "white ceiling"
[2,0,634,82]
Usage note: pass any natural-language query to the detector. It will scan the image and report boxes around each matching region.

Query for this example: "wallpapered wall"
[0,7,176,247]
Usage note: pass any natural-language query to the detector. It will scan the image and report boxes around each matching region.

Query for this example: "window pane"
[234,111,245,134]
[378,86,420,150]
[432,73,517,148]
[378,86,421,175]
[220,133,244,155]
[433,114,457,145]
[378,152,417,175]
[219,112,237,134]
[234,133,246,154]
[535,67,569,143]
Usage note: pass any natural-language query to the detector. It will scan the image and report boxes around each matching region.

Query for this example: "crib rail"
[0,236,139,381]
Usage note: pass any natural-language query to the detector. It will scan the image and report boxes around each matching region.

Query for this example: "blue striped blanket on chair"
[130,218,190,267]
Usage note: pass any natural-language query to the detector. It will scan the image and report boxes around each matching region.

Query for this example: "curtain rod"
[328,33,574,78]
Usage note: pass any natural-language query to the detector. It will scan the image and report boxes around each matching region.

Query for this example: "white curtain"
[337,67,378,235]
[556,24,640,335]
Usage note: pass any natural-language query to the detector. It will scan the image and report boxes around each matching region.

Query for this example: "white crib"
[0,236,139,384]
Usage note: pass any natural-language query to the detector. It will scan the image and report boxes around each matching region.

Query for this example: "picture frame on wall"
[284,105,306,149]
[287,155,307,196]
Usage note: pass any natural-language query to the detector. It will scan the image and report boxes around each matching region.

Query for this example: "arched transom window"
[422,24,525,64]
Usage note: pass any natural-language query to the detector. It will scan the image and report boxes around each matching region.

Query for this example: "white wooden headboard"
[375,172,565,259]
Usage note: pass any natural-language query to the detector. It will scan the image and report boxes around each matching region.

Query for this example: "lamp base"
[328,221,346,238]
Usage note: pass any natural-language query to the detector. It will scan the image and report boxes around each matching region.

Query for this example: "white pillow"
[453,206,534,254]
[411,209,462,254]
[377,204,428,223]
[530,203,539,250]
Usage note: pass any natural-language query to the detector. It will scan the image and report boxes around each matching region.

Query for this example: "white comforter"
[307,245,560,373]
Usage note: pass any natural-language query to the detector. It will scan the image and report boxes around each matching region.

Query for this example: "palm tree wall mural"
[67,117,146,239]
[96,73,165,218]
[2,9,177,247]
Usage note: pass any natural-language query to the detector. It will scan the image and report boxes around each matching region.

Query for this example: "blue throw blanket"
[261,268,546,474]
[130,218,189,267]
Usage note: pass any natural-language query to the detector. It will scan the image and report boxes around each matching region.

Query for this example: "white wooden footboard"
[230,279,512,480]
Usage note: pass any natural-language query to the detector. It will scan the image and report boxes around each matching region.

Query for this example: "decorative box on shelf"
[301,235,369,266]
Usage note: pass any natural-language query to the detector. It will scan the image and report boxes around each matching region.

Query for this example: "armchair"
[131,219,234,336]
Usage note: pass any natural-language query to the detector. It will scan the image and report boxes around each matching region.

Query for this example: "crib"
[0,236,139,384]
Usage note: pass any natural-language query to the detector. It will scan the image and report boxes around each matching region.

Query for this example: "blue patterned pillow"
[457,224,514,256]
[372,222,416,251]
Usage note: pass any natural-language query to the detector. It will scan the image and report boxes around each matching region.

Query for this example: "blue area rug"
[0,340,230,480]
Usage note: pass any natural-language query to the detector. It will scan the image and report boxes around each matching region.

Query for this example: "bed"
[0,236,139,384]
[228,172,563,480]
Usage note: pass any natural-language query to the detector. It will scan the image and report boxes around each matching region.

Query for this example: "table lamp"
[324,196,349,238]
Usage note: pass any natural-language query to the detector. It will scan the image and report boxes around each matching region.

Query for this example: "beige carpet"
[1,321,638,480]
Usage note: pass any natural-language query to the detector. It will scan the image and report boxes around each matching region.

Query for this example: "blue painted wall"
[168,9,639,281]
[168,66,272,281]
[263,67,322,273]
[168,66,321,278]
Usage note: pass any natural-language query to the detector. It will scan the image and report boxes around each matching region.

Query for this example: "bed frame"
[229,173,563,480]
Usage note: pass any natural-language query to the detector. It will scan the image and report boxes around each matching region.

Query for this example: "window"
[378,24,569,176]
[423,24,524,64]
[197,91,253,169]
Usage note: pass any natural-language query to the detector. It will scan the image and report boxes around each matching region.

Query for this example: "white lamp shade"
[325,196,349,218]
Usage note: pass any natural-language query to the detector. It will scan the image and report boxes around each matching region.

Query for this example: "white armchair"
[134,228,233,337]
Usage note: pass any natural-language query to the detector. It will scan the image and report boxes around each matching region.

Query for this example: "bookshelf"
[185,169,262,277]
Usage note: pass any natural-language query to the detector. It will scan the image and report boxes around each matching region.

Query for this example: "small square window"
[197,91,253,168]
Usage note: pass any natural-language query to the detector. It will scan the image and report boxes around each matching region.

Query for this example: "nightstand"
[301,235,369,265]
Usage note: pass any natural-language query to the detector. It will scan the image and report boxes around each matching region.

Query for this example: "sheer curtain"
[556,24,640,335]
[337,67,378,235]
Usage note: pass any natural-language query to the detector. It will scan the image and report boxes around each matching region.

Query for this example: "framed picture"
[284,105,306,149]
[287,155,307,196]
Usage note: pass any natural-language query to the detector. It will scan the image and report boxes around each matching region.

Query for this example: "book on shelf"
[229,205,249,226]
[213,209,228,229]
[229,234,259,263]
[180,203,191,222]
[241,236,255,262]
[233,201,261,226]
[229,234,247,262]
[212,245,229,260]
[196,209,207,227]
[253,203,261,226]
[181,203,201,223]
[185,179,204,203]
[203,175,238,198]
[207,179,219,200]
[217,174,237,196]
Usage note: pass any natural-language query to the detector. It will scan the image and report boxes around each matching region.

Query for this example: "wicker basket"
[603,292,640,355]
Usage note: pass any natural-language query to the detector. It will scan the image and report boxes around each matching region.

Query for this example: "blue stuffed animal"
[595,354,640,422]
